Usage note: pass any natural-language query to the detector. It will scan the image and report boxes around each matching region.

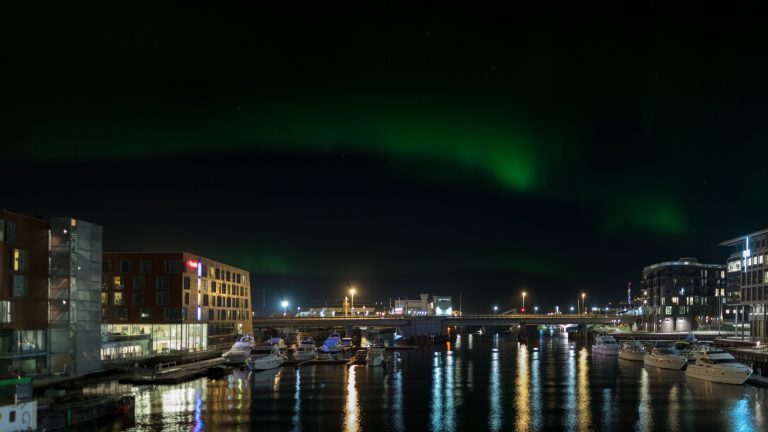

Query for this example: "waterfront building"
[100,252,252,359]
[641,258,726,332]
[721,229,768,340]
[0,211,103,376]
[391,294,453,316]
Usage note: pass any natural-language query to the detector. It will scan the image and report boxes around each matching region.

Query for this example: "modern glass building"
[0,211,103,376]
[721,229,768,340]
[101,252,252,360]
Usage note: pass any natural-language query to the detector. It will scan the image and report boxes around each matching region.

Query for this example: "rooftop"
[720,227,768,247]
[643,258,725,272]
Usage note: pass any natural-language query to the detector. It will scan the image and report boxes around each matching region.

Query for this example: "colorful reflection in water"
[77,333,767,432]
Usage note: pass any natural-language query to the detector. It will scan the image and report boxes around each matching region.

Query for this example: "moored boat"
[293,337,319,361]
[222,334,256,365]
[366,338,386,367]
[322,332,343,353]
[618,339,646,361]
[592,335,620,355]
[643,346,687,370]
[685,350,752,385]
[247,345,285,371]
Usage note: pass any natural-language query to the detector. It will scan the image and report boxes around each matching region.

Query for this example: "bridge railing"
[252,313,628,321]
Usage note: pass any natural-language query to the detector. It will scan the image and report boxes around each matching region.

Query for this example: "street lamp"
[581,293,586,315]
[349,288,356,315]
[281,300,288,317]
[522,291,527,313]
[493,305,498,316]
[534,306,539,313]
[570,306,574,313]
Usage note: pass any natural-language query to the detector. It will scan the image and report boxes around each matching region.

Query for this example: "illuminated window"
[760,255,764,265]
[113,292,124,306]
[101,292,107,305]
[12,249,27,272]
[665,306,672,315]
[671,297,678,304]
[113,276,123,290]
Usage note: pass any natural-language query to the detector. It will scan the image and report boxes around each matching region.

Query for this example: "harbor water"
[85,332,767,431]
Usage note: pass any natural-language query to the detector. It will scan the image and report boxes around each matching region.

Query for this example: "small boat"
[322,332,343,353]
[679,344,714,362]
[366,338,386,367]
[341,337,353,348]
[293,337,319,361]
[592,335,620,355]
[643,346,687,370]
[222,334,256,365]
[685,350,752,385]
[618,339,647,361]
[261,336,287,350]
[247,345,285,371]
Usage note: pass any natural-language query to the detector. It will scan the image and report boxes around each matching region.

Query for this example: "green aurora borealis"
[6,4,768,310]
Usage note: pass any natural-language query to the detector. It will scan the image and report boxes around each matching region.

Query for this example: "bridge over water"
[252,314,635,338]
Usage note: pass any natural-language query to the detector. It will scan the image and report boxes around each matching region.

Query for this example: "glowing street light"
[570,306,574,313]
[493,305,498,316]
[534,306,539,313]
[349,288,356,315]
[522,291,527,313]
[581,293,586,315]
[281,300,289,317]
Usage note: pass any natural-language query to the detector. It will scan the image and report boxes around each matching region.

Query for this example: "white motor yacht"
[222,334,256,365]
[247,345,285,371]
[618,339,647,361]
[685,350,752,385]
[592,335,620,355]
[322,332,343,353]
[366,338,386,367]
[261,336,287,350]
[644,346,687,370]
[293,337,318,361]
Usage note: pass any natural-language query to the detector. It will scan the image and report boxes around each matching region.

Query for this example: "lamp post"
[349,288,356,316]
[493,305,498,316]
[534,306,538,313]
[581,293,586,315]
[522,291,527,313]
[281,300,288,317]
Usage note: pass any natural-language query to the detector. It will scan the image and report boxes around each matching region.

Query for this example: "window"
[140,260,153,274]
[156,292,169,305]
[1,220,17,243]
[203,295,209,306]
[665,306,672,315]
[113,276,123,290]
[133,292,144,306]
[117,308,128,321]
[11,275,27,297]
[155,276,169,290]
[671,296,678,304]
[184,292,190,305]
[12,249,27,272]
[208,309,214,320]
[120,260,131,273]
[164,260,183,273]
[140,308,151,319]
[211,281,217,293]
[103,260,112,272]
[0,301,12,322]
[9,410,15,423]
[164,308,183,321]
[113,292,124,306]
[215,268,221,279]
[183,276,191,290]
[133,276,145,290]
[101,292,107,305]
[226,270,231,281]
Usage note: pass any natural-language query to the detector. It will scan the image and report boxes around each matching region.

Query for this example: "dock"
[118,357,228,385]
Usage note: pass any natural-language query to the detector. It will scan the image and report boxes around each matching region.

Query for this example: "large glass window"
[133,292,144,306]
[156,292,169,305]
[120,260,132,273]
[133,276,145,290]
[183,276,191,290]
[0,301,13,323]
[113,276,123,290]
[113,292,124,305]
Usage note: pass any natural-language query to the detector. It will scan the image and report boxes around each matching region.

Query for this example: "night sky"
[5,4,768,314]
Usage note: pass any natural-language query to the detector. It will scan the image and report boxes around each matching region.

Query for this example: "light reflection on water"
[78,333,767,431]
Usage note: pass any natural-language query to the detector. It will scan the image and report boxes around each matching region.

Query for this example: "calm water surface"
[86,332,767,431]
